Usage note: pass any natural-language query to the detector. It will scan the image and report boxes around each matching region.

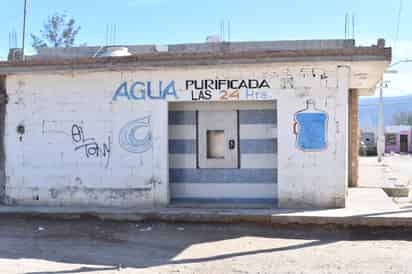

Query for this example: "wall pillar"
[349,89,359,187]
[0,76,6,204]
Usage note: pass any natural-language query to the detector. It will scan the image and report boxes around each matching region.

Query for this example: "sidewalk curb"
[1,207,412,228]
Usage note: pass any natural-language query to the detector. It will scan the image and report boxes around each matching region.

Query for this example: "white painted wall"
[5,72,168,207]
[276,67,349,208]
[4,62,349,208]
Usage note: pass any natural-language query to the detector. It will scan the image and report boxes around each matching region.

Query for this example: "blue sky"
[0,0,411,96]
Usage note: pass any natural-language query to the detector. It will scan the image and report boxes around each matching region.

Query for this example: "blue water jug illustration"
[293,100,328,151]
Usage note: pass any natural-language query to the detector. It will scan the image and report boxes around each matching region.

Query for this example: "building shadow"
[24,240,334,274]
[28,266,118,274]
[352,208,412,217]
[0,215,410,273]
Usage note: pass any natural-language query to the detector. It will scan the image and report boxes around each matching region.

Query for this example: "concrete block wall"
[276,67,349,208]
[4,72,168,207]
[25,40,356,60]
[4,62,350,208]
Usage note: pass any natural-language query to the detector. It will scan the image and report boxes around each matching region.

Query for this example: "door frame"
[167,100,277,206]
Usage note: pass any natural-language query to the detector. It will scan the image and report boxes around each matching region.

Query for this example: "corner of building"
[0,75,6,205]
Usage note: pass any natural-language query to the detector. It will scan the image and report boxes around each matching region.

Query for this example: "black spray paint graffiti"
[71,124,111,168]
[119,116,153,153]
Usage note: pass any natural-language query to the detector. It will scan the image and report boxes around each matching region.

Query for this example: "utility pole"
[376,60,411,163]
[377,79,384,162]
[22,0,28,61]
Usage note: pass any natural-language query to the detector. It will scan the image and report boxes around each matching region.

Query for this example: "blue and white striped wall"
[168,102,278,206]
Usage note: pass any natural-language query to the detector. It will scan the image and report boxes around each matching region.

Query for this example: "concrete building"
[0,39,390,209]
[385,125,412,154]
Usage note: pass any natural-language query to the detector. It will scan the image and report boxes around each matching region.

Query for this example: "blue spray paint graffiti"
[293,100,328,151]
[119,116,153,153]
[112,81,177,101]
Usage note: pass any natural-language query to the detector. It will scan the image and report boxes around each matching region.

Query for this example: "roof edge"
[0,47,391,74]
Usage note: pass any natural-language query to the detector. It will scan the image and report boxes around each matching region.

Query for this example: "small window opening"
[386,134,397,145]
[207,130,224,159]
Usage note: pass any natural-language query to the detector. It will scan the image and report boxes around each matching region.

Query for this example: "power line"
[394,0,403,50]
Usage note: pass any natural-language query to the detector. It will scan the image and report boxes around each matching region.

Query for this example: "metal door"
[198,111,238,168]
[400,134,408,153]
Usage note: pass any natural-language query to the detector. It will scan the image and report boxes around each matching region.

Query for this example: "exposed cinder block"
[26,40,356,60]
[4,64,349,209]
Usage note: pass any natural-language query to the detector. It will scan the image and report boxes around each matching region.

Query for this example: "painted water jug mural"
[293,100,328,151]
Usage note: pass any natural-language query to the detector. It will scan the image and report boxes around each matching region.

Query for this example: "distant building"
[385,125,412,154]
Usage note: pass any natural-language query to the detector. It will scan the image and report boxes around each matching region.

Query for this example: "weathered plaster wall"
[274,67,349,208]
[4,62,349,208]
[5,72,168,207]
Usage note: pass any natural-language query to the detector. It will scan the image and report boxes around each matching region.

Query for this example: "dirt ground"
[359,154,412,188]
[359,154,412,207]
[0,216,412,274]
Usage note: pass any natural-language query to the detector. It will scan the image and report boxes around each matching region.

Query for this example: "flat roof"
[24,39,360,59]
[0,39,391,74]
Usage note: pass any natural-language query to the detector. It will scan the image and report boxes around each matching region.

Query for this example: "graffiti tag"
[71,124,111,168]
